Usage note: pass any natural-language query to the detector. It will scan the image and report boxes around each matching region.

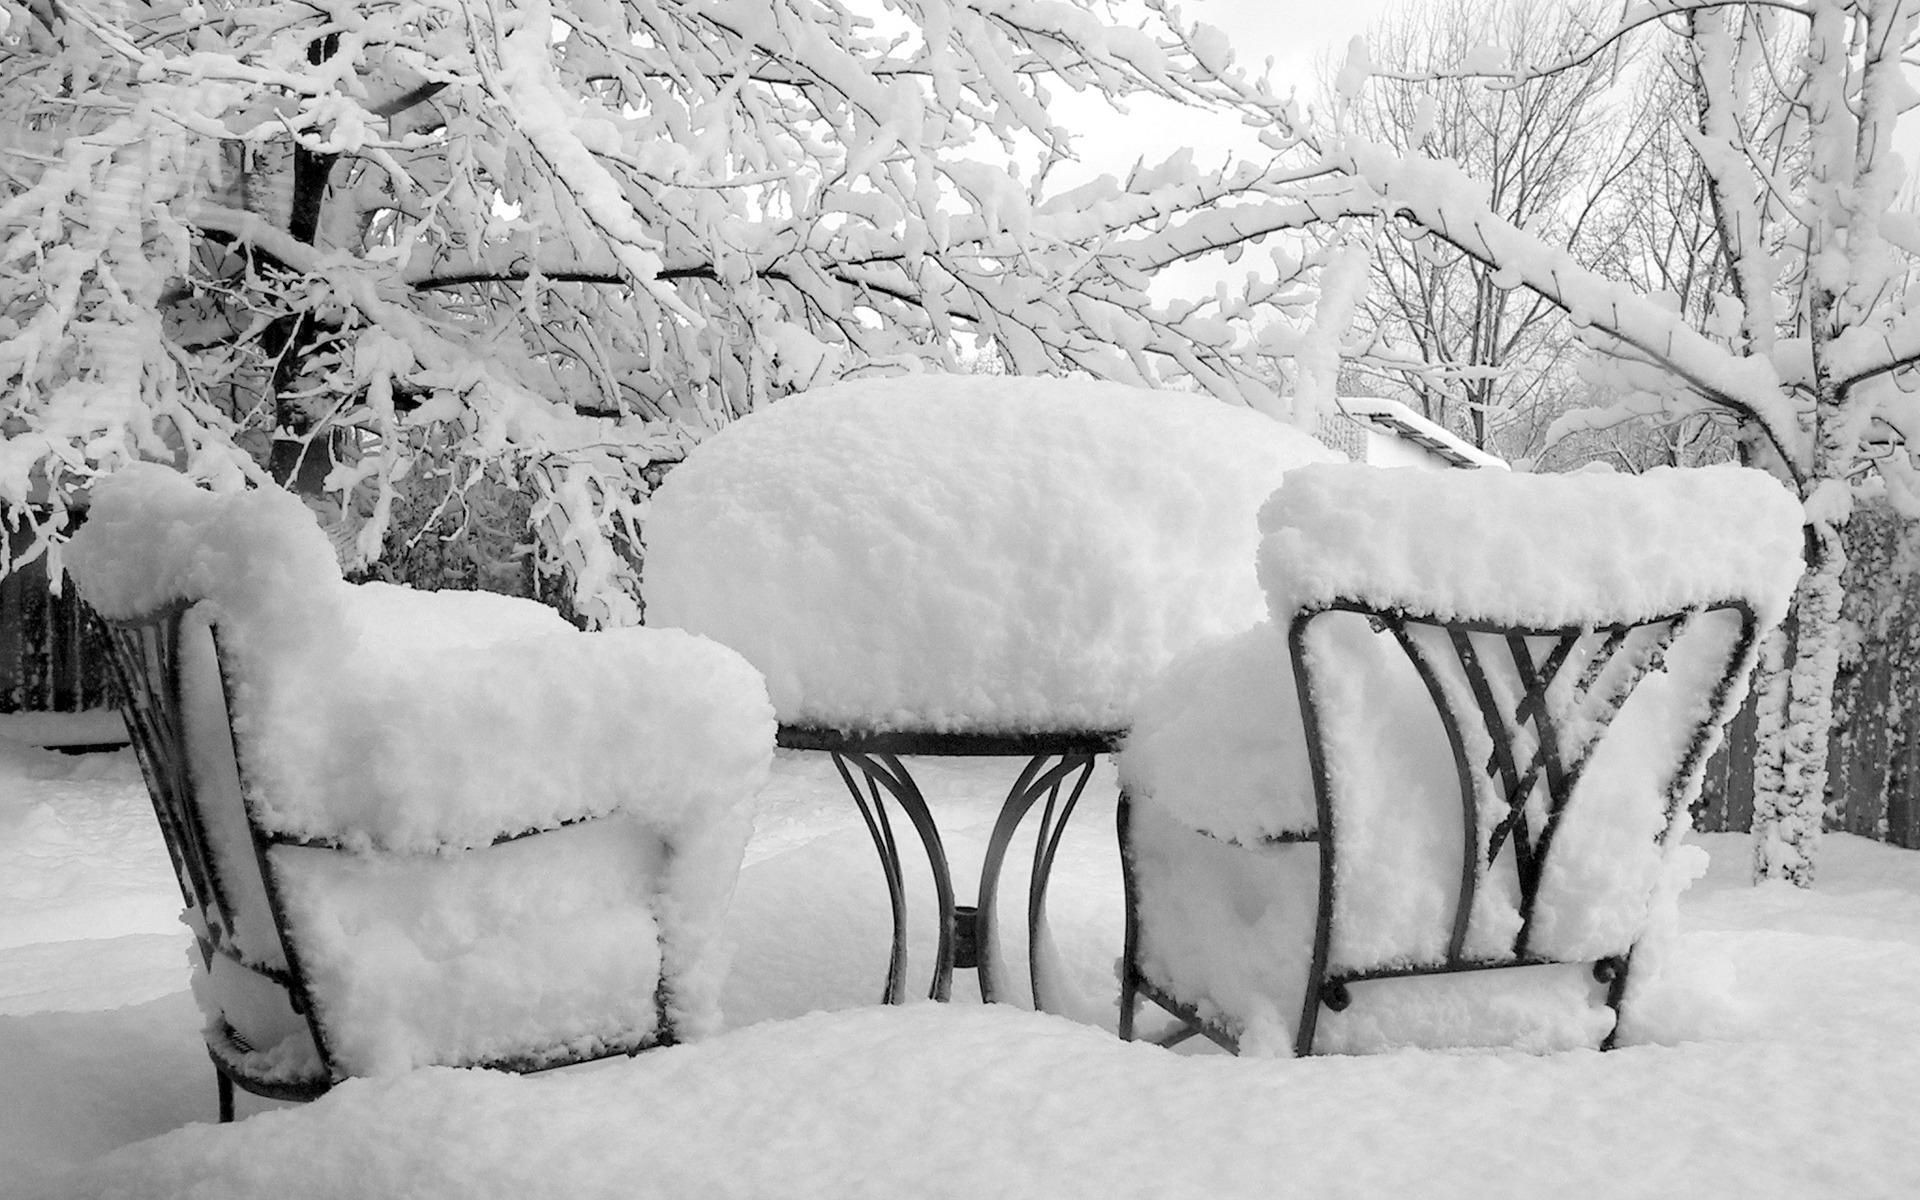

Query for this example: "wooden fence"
[1,491,545,716]
[0,518,115,714]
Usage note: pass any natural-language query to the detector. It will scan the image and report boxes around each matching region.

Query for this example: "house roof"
[1334,397,1509,470]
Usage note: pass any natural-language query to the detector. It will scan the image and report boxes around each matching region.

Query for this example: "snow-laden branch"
[3,0,1349,614]
[1338,137,1804,473]
[1368,1,1818,88]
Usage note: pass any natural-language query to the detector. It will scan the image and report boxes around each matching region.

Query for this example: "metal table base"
[778,727,1124,1009]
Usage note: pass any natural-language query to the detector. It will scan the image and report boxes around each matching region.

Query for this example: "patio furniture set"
[67,375,1806,1121]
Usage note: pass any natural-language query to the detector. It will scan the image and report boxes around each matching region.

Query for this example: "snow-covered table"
[643,374,1338,1007]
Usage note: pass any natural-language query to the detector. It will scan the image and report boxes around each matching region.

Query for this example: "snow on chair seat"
[1116,463,1804,1056]
[66,465,774,1118]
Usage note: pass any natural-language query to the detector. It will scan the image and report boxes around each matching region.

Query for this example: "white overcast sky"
[1192,0,1400,75]
[1057,0,1401,184]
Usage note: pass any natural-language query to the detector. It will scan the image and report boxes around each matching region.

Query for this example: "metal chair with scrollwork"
[1116,463,1800,1057]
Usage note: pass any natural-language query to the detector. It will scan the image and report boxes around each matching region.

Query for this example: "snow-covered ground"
[5,717,1920,1199]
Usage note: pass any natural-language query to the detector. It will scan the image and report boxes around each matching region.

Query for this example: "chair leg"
[1116,790,1139,1042]
[217,1069,234,1124]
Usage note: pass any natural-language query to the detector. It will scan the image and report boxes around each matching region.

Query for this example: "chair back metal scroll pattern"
[1121,598,1758,1057]
[103,604,682,1121]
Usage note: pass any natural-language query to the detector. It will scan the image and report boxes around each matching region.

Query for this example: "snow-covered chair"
[66,465,773,1118]
[1117,463,1804,1056]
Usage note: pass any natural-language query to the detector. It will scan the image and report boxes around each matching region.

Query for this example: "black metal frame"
[778,725,1123,1009]
[1120,598,1760,1056]
[102,602,681,1121]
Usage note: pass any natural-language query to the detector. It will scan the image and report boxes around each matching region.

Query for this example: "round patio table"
[641,373,1340,1015]
[778,725,1125,1007]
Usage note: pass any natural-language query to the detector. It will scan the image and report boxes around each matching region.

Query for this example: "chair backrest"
[99,599,340,1095]
[103,604,235,960]
[1286,597,1759,1054]
[1117,463,1801,1054]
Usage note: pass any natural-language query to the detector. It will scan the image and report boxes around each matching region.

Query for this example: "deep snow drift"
[4,722,1919,1199]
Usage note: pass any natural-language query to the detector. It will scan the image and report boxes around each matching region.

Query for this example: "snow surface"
[4,726,1920,1198]
[641,373,1340,734]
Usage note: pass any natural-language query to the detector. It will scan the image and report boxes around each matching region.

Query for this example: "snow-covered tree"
[1324,0,1632,461]
[0,0,1328,622]
[1245,0,1920,884]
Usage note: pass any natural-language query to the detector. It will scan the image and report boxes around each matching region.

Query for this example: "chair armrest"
[1118,623,1317,845]
[242,624,775,853]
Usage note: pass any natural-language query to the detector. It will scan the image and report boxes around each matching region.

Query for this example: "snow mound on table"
[1258,462,1805,628]
[642,374,1340,734]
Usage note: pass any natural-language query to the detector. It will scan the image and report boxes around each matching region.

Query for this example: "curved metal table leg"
[975,753,1097,1010]
[823,741,1107,1011]
[831,753,910,1005]
[831,750,961,1002]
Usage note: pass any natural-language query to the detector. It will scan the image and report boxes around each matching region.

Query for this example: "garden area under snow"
[5,720,1920,1199]
[9,0,1920,1189]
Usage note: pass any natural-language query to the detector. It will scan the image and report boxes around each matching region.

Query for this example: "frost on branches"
[0,0,1334,622]
[1194,0,1920,886]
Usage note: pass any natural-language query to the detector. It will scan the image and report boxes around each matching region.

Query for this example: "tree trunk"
[1752,524,1845,885]
[1746,618,1790,866]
